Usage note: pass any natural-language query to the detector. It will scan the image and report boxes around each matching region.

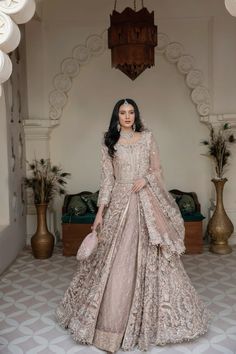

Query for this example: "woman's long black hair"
[104,98,145,158]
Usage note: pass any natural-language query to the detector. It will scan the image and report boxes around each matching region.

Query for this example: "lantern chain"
[114,0,144,11]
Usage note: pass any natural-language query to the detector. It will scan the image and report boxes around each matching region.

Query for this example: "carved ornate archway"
[48,31,212,123]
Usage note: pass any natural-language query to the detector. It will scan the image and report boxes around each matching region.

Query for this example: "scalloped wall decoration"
[49,31,212,121]
[49,32,107,120]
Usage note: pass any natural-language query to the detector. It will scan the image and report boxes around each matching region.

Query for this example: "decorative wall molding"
[23,117,59,244]
[49,31,212,122]
[49,32,106,120]
[200,113,236,130]
[156,33,212,118]
[23,118,59,141]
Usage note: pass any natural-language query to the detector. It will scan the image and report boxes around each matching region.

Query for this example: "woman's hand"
[91,211,103,232]
[132,178,147,193]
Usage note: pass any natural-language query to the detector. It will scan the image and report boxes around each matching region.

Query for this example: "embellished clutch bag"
[76,230,98,261]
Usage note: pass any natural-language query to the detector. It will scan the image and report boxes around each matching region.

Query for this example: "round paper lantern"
[0,11,21,53]
[0,50,12,84]
[225,0,236,16]
[0,0,36,25]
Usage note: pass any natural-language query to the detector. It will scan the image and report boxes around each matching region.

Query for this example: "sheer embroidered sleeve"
[97,144,115,207]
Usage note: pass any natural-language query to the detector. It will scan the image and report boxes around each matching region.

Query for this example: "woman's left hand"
[132,178,147,192]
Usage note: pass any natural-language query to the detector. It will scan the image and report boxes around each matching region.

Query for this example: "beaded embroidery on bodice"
[113,131,149,183]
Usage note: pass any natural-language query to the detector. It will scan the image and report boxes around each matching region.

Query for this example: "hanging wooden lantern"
[108,2,157,80]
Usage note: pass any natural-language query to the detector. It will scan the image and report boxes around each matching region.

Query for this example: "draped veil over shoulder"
[56,130,210,353]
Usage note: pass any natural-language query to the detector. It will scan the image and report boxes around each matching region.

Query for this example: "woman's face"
[118,103,135,129]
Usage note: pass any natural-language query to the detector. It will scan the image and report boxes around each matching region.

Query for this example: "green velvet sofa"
[62,189,205,255]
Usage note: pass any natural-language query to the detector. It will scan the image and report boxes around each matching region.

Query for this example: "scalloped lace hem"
[56,307,212,353]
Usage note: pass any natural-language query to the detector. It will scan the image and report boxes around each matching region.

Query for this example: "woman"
[56,98,211,353]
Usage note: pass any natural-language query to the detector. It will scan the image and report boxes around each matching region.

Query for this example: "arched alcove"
[49,42,212,228]
[48,31,212,123]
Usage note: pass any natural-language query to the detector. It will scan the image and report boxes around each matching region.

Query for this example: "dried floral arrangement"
[24,158,70,204]
[201,123,236,179]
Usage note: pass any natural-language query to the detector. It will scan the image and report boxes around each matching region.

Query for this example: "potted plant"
[201,123,236,254]
[24,158,70,259]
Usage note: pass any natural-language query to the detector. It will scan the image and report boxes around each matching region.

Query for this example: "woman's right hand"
[91,212,103,232]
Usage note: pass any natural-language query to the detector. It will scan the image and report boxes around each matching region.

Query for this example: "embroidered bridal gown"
[56,130,210,352]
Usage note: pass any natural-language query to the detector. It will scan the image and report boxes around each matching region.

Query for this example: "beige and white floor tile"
[0,246,236,354]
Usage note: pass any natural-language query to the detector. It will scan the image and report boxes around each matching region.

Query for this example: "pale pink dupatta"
[139,133,185,259]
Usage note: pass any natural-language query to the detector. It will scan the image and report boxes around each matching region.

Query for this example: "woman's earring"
[133,123,136,131]
[117,123,121,132]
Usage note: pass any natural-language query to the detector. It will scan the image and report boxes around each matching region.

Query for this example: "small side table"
[184,221,203,254]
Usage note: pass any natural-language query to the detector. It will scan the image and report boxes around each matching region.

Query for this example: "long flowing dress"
[56,130,211,353]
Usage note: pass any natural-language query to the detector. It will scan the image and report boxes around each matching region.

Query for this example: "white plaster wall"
[25,0,236,117]
[0,35,28,274]
[212,16,236,113]
[24,0,236,239]
[0,90,10,225]
[50,53,211,201]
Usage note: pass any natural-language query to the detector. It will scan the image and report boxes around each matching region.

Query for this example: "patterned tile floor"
[0,245,236,354]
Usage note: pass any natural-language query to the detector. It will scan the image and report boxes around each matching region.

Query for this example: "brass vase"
[207,178,234,254]
[31,203,54,259]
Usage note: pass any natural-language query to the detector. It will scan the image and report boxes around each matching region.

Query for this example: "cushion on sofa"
[62,191,92,214]
[177,194,196,214]
[169,190,205,222]
[67,195,87,215]
[62,189,205,225]
[81,191,99,214]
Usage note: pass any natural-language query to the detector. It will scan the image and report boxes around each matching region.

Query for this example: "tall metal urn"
[207,178,234,254]
[31,203,54,259]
